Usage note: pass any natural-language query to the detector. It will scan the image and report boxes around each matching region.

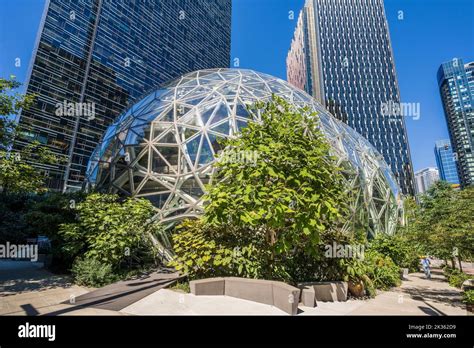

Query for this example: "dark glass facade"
[437,59,474,187]
[14,0,232,191]
[287,0,415,195]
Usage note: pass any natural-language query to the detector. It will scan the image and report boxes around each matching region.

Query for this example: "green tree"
[0,76,62,195]
[172,96,350,281]
[205,96,348,254]
[413,181,474,269]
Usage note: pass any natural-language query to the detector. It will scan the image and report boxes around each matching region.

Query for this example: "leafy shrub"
[368,234,420,272]
[284,228,356,282]
[445,268,469,288]
[168,219,278,280]
[443,265,458,278]
[364,250,401,290]
[462,290,474,305]
[71,257,117,287]
[59,193,158,271]
[442,266,468,288]
[362,274,377,298]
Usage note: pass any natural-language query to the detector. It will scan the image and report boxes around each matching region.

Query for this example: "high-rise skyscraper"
[414,167,439,194]
[15,0,232,192]
[437,58,474,188]
[287,0,415,195]
[434,139,460,186]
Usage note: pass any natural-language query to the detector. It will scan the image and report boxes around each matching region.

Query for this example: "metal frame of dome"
[85,68,402,238]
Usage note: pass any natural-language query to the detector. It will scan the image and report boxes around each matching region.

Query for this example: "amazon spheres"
[85,69,402,244]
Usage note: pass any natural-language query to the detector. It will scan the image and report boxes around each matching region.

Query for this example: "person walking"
[421,256,431,279]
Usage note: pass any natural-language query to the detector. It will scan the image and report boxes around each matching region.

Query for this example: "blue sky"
[1,0,473,172]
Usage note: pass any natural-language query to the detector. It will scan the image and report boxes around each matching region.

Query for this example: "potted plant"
[344,259,367,298]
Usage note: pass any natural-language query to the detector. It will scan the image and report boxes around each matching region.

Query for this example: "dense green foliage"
[363,250,401,290]
[169,219,286,280]
[443,266,470,289]
[169,97,424,297]
[0,76,62,195]
[59,193,159,270]
[462,290,474,305]
[204,96,348,258]
[71,257,117,287]
[402,182,474,270]
[367,234,420,272]
[170,96,350,282]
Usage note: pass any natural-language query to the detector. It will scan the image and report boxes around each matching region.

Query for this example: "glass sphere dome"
[85,68,402,237]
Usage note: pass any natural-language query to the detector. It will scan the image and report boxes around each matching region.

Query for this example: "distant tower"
[434,139,460,186]
[287,0,415,195]
[437,58,474,187]
[414,168,439,194]
[14,0,232,192]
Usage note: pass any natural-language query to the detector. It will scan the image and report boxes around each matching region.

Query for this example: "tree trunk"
[457,257,463,272]
[450,258,456,269]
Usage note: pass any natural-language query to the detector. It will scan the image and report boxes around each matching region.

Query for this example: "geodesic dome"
[85,68,402,237]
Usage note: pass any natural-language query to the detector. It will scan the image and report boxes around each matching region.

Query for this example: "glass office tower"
[14,0,232,192]
[434,139,460,186]
[287,0,415,195]
[437,59,474,188]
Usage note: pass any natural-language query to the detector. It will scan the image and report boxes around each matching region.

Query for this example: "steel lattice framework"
[85,69,402,237]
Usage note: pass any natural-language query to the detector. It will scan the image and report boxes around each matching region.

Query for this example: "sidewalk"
[0,260,121,315]
[346,269,467,315]
[122,268,469,315]
[1,260,469,316]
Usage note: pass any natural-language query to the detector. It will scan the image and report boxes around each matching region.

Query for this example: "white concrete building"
[415,167,440,194]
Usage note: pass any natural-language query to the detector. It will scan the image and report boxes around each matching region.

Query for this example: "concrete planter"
[190,277,301,315]
[299,285,316,307]
[298,281,349,303]
[190,277,225,295]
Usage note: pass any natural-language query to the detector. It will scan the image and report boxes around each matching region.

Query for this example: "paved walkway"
[122,288,288,315]
[346,269,466,315]
[121,268,469,316]
[0,260,182,315]
[1,260,469,316]
[0,260,120,315]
